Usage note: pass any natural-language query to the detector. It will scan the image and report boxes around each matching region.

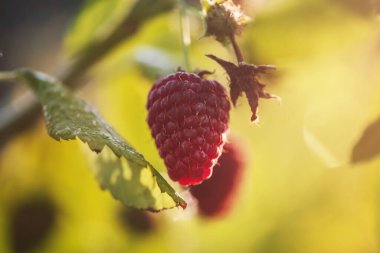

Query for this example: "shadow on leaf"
[92,147,182,211]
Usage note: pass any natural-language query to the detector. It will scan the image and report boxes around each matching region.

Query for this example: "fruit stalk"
[229,34,244,63]
[179,8,191,71]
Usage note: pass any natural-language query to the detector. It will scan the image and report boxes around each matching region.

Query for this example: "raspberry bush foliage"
[0,0,274,212]
[0,69,186,211]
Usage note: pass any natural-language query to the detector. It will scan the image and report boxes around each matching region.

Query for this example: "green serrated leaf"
[12,68,186,211]
[91,147,182,211]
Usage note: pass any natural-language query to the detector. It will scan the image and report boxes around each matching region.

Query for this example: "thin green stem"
[229,34,244,63]
[0,71,18,83]
[179,8,191,71]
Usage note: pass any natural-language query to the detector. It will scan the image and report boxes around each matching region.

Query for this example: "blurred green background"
[1,0,380,252]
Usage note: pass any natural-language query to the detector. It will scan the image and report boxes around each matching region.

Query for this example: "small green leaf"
[13,69,186,211]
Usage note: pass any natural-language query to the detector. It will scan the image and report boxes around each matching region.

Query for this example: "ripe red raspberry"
[190,142,245,217]
[146,71,230,185]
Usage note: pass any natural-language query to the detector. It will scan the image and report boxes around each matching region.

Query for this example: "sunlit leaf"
[91,147,181,211]
[64,0,176,57]
[352,116,380,163]
[64,0,131,56]
[12,69,186,211]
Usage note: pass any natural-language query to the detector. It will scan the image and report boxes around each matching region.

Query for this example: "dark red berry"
[190,142,245,217]
[146,71,230,186]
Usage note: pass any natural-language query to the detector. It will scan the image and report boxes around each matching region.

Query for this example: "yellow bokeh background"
[1,0,380,252]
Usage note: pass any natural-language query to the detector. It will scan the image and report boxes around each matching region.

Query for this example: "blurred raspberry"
[146,71,230,185]
[190,141,245,217]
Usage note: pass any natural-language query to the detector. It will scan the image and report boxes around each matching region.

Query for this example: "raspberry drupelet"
[146,71,230,185]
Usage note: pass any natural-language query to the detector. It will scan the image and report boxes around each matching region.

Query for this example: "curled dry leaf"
[207,54,278,122]
[352,116,380,163]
